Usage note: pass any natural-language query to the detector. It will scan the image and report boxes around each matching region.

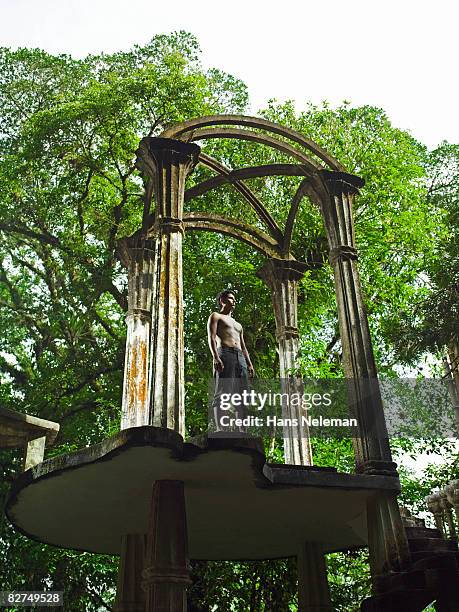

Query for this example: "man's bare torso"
[213,313,243,349]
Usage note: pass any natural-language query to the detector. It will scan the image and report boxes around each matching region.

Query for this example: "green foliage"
[0,449,117,611]
[260,101,438,374]
[0,36,457,612]
[0,33,250,612]
[327,550,371,611]
[188,559,298,611]
[387,141,459,358]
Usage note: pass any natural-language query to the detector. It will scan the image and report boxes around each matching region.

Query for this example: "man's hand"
[248,364,255,378]
[214,357,224,373]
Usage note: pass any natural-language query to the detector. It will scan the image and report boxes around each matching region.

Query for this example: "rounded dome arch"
[152,114,361,260]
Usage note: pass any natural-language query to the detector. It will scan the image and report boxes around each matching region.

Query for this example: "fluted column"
[257,258,313,466]
[117,238,154,612]
[136,138,200,435]
[142,480,191,612]
[297,543,333,611]
[439,491,457,538]
[317,171,410,579]
[114,535,146,612]
[426,493,446,536]
[445,480,459,526]
[120,238,155,429]
[319,171,394,474]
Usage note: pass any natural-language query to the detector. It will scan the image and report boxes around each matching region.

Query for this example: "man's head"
[217,289,237,313]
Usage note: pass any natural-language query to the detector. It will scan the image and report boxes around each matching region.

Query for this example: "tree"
[386,141,459,360]
[0,32,250,611]
[0,35,456,611]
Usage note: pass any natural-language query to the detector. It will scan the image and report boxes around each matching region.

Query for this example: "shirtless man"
[207,290,254,430]
[207,289,254,377]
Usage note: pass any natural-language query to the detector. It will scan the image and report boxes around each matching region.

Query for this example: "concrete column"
[439,491,456,538]
[114,535,146,612]
[367,491,411,576]
[120,239,155,429]
[317,171,410,579]
[136,138,200,436]
[297,542,332,611]
[142,480,191,612]
[116,238,152,609]
[23,435,46,470]
[445,480,459,526]
[319,171,395,474]
[427,493,446,536]
[257,258,313,466]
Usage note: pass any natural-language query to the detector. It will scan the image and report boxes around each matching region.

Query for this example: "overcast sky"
[1,0,458,148]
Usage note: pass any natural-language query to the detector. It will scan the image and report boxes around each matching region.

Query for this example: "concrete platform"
[6,426,400,560]
[0,406,59,447]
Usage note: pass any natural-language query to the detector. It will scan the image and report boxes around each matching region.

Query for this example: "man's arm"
[240,329,254,378]
[207,313,224,372]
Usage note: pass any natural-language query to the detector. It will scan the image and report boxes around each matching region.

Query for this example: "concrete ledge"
[0,407,59,448]
[265,464,401,492]
[6,426,400,560]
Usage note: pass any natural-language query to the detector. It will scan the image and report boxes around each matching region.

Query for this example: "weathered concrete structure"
[257,258,313,466]
[6,115,458,611]
[0,406,59,470]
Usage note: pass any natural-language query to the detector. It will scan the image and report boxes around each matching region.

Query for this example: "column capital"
[126,309,151,322]
[141,566,192,587]
[116,235,155,268]
[256,258,310,285]
[320,170,365,196]
[356,459,399,477]
[136,137,200,225]
[150,216,185,237]
[136,137,201,177]
[426,492,444,515]
[329,245,358,265]
[276,325,299,341]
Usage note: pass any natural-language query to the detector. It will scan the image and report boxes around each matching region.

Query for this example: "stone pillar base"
[298,542,333,611]
[114,534,146,612]
[142,480,191,612]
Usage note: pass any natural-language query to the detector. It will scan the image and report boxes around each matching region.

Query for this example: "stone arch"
[182,212,283,259]
[160,116,345,257]
[161,114,345,171]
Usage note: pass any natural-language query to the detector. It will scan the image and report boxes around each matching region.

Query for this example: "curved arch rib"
[182,212,284,259]
[198,153,284,244]
[185,163,310,202]
[231,164,311,180]
[189,128,320,172]
[161,114,345,172]
[283,179,311,256]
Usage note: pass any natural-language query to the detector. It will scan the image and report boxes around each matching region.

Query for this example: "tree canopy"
[0,32,457,611]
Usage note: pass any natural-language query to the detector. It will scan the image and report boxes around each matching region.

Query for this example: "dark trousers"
[212,346,249,431]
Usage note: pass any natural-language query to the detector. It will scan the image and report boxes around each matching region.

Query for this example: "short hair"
[217,289,236,306]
